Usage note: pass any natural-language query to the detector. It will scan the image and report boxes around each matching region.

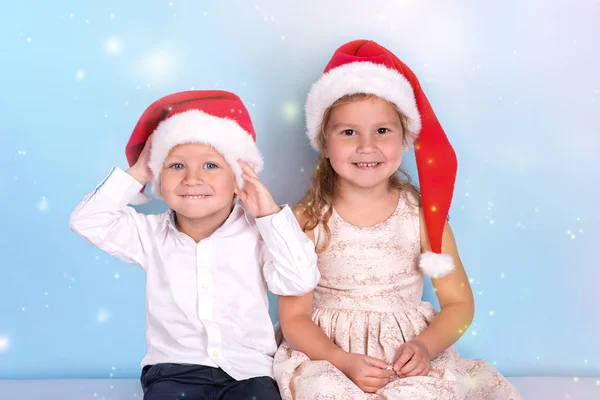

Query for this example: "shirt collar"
[159,209,177,234]
[159,202,249,237]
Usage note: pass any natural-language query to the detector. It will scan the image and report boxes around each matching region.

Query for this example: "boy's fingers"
[241,173,260,184]
[239,161,258,177]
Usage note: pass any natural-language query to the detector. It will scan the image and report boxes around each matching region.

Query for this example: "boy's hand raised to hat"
[126,134,154,185]
[236,161,281,218]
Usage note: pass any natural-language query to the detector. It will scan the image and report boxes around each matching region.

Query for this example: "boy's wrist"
[126,166,151,185]
[256,205,282,218]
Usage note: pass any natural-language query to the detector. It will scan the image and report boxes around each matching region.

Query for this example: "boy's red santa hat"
[306,40,458,278]
[125,90,263,205]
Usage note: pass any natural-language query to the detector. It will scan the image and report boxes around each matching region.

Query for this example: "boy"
[70,90,320,399]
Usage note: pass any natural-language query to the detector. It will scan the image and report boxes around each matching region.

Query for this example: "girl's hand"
[127,134,154,185]
[337,352,395,393]
[393,339,431,378]
[236,161,281,218]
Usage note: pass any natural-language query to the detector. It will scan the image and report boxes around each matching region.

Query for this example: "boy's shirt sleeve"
[69,167,155,269]
[255,205,320,296]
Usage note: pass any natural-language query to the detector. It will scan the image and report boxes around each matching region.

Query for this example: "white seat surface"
[0,377,598,399]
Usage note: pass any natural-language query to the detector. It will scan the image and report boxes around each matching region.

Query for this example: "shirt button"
[210,349,221,361]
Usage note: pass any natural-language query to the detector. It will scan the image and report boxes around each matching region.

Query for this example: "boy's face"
[160,143,236,221]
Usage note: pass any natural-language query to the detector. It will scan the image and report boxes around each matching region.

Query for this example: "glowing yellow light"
[428,158,433,165]
[431,206,437,212]
[415,144,421,150]
[230,108,235,112]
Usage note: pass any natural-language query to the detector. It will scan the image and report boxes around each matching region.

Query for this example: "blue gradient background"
[0,0,598,380]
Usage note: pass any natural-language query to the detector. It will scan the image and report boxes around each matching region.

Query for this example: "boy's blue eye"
[342,129,356,136]
[204,163,218,169]
[170,163,184,170]
[377,128,390,134]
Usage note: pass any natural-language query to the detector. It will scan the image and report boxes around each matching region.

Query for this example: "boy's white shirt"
[70,167,320,380]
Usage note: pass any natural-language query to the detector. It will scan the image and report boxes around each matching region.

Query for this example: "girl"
[274,40,521,399]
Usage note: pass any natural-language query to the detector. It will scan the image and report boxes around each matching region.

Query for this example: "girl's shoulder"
[292,204,317,243]
[398,188,421,215]
[292,203,331,252]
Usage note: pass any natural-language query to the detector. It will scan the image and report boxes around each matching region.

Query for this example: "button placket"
[196,241,213,320]
[202,319,225,366]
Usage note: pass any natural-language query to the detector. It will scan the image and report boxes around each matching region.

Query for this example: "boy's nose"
[182,169,206,185]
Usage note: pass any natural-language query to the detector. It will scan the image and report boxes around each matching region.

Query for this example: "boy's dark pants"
[141,363,281,400]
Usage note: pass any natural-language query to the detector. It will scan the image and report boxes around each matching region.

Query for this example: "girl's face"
[323,97,406,190]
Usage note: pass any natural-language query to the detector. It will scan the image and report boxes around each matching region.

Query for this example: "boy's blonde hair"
[298,93,422,253]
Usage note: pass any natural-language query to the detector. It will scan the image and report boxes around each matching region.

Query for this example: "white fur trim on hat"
[147,109,263,199]
[419,251,455,278]
[305,61,422,151]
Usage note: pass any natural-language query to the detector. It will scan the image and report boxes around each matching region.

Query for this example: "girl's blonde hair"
[298,93,422,252]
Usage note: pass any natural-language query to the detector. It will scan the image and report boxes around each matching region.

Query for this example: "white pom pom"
[419,252,454,278]
[129,192,150,205]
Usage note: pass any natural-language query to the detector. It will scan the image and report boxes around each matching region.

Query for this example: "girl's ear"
[322,138,329,159]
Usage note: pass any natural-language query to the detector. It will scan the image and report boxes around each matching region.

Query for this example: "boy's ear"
[233,184,241,200]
